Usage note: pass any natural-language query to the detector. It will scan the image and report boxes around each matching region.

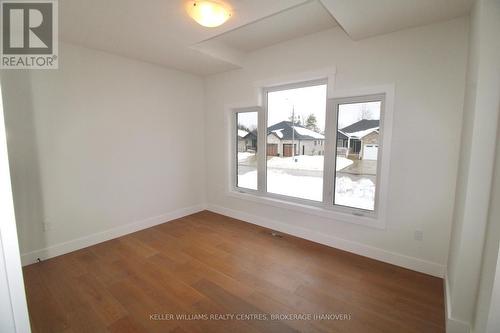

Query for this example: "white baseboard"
[444,274,471,333]
[22,202,446,278]
[20,204,206,266]
[206,203,445,278]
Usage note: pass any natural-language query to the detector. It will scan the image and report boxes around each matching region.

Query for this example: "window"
[333,97,383,211]
[266,82,327,201]
[236,111,258,190]
[231,81,388,220]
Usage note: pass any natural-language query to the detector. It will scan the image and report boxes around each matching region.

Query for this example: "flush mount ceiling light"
[186,1,231,28]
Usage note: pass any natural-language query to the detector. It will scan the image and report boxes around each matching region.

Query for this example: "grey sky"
[338,101,381,129]
[268,84,327,130]
[237,86,381,131]
[237,111,258,131]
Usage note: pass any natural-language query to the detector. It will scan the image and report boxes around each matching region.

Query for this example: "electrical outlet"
[414,230,423,241]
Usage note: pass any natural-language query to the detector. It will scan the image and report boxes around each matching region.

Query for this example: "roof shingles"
[267,121,324,140]
[340,119,379,134]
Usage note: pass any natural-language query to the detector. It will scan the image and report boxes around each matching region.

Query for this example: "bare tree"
[305,113,320,132]
[361,103,375,119]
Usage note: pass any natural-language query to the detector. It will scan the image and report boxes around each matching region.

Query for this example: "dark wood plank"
[22,210,445,333]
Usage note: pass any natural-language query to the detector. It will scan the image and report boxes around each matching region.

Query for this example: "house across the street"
[238,129,257,152]
[337,119,379,160]
[267,121,325,157]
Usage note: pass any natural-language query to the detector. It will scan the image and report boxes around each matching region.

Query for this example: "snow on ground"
[237,156,374,209]
[335,157,354,171]
[268,170,323,201]
[238,169,321,200]
[238,170,258,190]
[238,152,255,162]
[334,177,375,210]
[266,155,352,171]
[239,170,375,208]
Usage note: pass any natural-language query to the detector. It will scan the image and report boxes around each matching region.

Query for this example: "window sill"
[227,189,386,229]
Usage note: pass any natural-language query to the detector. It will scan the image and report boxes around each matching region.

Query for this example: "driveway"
[238,156,377,179]
[339,159,377,176]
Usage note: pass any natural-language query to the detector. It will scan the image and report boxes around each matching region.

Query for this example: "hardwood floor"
[23,211,445,333]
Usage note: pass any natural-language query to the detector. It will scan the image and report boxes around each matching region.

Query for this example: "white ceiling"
[60,0,474,76]
[320,0,475,40]
[60,0,308,75]
[196,1,338,53]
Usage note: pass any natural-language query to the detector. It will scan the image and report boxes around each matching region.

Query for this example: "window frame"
[231,107,261,195]
[228,82,394,229]
[262,79,329,206]
[330,93,386,217]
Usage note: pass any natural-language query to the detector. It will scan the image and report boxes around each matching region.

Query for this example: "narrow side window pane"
[266,84,327,201]
[334,100,381,211]
[236,111,258,190]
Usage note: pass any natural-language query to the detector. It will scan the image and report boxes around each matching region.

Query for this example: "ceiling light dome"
[186,1,231,28]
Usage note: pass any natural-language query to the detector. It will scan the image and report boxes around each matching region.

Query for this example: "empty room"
[1,0,499,332]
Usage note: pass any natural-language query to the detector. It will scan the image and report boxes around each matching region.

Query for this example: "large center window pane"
[266,83,327,201]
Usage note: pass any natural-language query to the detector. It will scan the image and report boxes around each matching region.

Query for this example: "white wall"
[0,76,31,332]
[2,43,206,263]
[485,254,500,333]
[445,0,500,331]
[474,116,500,333]
[467,3,500,332]
[204,17,468,276]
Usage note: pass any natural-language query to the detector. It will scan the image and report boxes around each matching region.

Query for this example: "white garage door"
[363,144,378,160]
